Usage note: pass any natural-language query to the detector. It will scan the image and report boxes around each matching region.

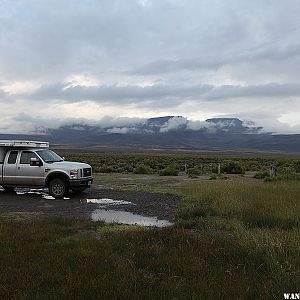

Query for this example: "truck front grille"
[82,168,92,178]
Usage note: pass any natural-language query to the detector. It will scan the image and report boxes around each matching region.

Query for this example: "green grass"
[93,173,184,195]
[0,176,299,299]
[0,211,44,221]
[0,218,298,299]
[178,181,300,230]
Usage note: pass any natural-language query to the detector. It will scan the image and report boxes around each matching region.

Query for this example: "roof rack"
[0,140,49,148]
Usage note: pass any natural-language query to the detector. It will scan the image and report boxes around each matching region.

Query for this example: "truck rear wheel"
[49,178,68,199]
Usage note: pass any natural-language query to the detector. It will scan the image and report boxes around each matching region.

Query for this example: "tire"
[2,186,15,193]
[49,178,68,199]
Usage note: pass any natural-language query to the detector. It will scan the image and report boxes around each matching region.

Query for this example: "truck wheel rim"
[53,183,64,196]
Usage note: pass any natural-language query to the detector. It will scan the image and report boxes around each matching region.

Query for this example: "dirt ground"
[0,185,181,222]
[0,172,260,223]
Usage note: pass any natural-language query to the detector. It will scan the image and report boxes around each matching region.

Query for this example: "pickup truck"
[0,140,93,198]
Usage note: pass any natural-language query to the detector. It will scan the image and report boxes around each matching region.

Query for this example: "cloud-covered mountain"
[43,116,263,135]
[1,116,299,153]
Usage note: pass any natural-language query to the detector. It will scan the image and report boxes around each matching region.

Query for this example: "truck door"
[3,150,19,185]
[16,151,45,186]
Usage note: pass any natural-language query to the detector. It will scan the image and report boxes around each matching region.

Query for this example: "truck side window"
[7,151,18,164]
[20,151,39,165]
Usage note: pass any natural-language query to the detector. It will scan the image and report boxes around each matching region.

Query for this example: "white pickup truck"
[0,140,93,198]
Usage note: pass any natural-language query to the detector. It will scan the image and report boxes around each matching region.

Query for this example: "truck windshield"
[36,150,63,163]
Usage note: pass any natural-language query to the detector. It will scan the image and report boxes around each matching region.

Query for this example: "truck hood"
[45,161,91,170]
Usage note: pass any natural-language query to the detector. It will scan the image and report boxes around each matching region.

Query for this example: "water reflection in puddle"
[91,209,173,227]
[16,188,44,195]
[86,198,173,227]
[14,188,70,200]
[86,198,133,207]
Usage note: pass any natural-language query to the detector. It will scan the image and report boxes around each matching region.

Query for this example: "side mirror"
[62,157,65,161]
[30,158,43,167]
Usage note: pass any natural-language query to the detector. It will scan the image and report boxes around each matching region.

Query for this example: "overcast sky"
[1,0,300,133]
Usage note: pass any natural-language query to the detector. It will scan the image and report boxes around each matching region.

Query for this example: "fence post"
[184,164,188,174]
[270,165,276,177]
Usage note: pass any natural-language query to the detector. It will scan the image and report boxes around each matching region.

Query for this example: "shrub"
[244,161,261,171]
[254,171,269,179]
[159,165,179,176]
[209,174,217,180]
[294,160,300,173]
[133,164,154,174]
[99,164,114,173]
[278,166,296,176]
[265,174,300,182]
[221,160,245,174]
[187,167,202,178]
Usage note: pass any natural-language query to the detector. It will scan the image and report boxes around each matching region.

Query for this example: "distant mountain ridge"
[0,116,299,153]
[48,116,263,135]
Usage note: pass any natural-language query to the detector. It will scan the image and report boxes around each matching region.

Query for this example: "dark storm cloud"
[26,82,212,104]
[133,52,300,77]
[130,38,300,76]
[24,82,300,105]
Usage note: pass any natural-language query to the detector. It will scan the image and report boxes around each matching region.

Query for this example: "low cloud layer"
[2,114,300,136]
[1,0,300,134]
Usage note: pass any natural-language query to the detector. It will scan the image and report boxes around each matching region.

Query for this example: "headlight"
[70,170,79,179]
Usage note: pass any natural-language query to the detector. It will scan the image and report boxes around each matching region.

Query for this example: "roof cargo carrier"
[0,140,49,148]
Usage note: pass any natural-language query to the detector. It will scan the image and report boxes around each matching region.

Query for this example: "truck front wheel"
[49,178,68,199]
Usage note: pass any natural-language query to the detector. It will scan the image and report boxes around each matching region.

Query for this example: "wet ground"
[0,186,180,227]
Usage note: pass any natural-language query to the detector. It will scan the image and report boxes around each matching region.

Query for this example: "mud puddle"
[91,208,172,227]
[85,198,173,227]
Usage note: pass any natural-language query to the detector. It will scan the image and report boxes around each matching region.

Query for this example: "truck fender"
[45,171,70,187]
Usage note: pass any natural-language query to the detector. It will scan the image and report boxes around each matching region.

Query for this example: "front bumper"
[69,177,93,187]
